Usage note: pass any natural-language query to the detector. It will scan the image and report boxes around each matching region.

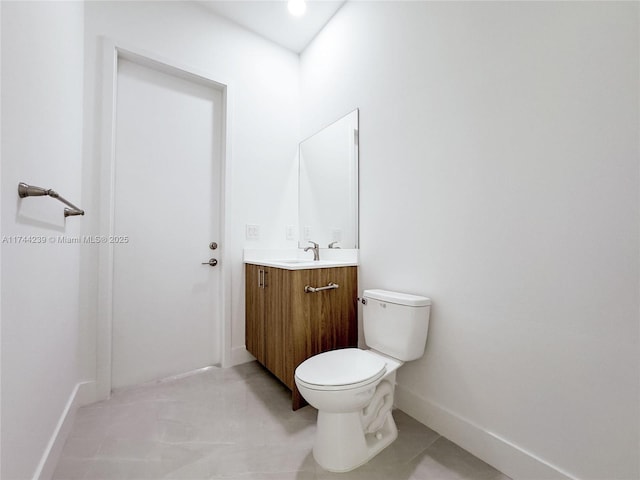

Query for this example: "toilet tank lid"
[363,289,431,307]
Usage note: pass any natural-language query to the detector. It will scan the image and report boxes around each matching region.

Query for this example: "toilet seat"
[295,348,387,391]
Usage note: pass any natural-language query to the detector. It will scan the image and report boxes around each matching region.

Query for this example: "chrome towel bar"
[304,282,339,293]
[18,182,85,217]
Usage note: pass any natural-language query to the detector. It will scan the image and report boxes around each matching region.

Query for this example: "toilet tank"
[362,289,431,361]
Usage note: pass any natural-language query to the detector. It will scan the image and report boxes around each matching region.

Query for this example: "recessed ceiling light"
[288,0,306,17]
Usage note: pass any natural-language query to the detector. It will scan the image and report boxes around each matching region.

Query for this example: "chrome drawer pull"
[304,282,339,293]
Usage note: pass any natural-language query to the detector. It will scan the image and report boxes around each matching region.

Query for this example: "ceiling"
[198,1,346,53]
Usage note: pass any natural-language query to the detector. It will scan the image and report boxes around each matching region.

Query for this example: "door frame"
[97,38,233,401]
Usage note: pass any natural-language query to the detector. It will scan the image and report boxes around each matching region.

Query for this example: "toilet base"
[313,409,398,472]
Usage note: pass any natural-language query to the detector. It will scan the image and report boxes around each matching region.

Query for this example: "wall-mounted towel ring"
[18,182,85,218]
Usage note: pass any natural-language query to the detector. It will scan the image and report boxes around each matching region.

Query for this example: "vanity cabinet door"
[292,267,358,367]
[245,264,265,364]
[246,265,294,389]
[262,267,294,389]
[314,267,358,351]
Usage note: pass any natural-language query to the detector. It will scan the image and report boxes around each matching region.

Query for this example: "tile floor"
[53,362,511,480]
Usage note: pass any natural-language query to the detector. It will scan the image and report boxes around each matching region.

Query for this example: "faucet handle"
[328,241,340,249]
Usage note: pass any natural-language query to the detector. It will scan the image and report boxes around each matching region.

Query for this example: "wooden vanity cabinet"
[245,263,358,410]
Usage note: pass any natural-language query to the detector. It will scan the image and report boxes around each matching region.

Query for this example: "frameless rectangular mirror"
[298,109,359,249]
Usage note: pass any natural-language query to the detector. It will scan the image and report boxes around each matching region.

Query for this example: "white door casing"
[97,41,232,399]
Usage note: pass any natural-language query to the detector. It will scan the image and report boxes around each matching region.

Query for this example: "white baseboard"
[32,381,92,480]
[231,345,255,366]
[395,384,578,480]
[76,380,97,407]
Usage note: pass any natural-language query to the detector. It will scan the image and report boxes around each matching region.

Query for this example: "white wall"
[79,1,300,394]
[301,2,639,480]
[1,1,85,478]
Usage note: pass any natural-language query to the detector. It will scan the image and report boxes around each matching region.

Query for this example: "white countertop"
[244,248,358,270]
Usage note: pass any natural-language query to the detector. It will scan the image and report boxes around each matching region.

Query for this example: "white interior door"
[112,58,222,389]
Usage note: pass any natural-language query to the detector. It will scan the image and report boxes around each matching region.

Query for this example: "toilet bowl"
[294,289,431,473]
[295,348,403,472]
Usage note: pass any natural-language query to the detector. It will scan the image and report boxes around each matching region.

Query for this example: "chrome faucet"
[304,241,320,261]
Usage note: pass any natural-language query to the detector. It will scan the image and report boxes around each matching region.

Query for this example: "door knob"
[201,258,218,266]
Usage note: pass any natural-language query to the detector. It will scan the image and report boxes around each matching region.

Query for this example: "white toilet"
[294,289,431,472]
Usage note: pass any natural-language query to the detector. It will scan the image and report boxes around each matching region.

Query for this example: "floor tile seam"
[210,470,314,477]
[156,440,238,447]
[404,433,443,464]
[60,440,239,461]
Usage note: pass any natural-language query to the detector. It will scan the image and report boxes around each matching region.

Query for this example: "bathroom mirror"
[298,109,359,249]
